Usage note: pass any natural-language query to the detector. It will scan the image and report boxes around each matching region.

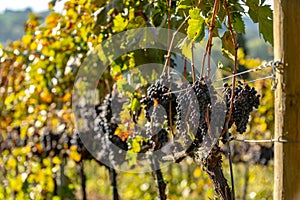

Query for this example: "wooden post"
[274,0,300,199]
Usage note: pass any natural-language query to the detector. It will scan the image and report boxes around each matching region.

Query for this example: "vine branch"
[201,0,220,78]
[108,167,119,200]
[150,155,167,200]
[162,16,190,74]
[221,0,238,138]
[78,161,87,200]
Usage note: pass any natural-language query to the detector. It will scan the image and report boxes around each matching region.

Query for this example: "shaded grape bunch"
[176,79,215,147]
[141,74,176,151]
[93,91,129,166]
[175,83,199,144]
[142,73,177,124]
[223,82,260,134]
[192,79,214,126]
[150,128,169,151]
[97,94,128,151]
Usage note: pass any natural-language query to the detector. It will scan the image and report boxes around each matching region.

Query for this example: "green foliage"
[245,0,273,44]
[187,8,205,42]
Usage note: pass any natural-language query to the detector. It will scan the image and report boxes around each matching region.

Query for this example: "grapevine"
[0,0,274,199]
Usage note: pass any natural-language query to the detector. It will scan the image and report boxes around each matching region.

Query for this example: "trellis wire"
[213,60,275,83]
[229,136,300,143]
[214,75,274,91]
[225,134,300,199]
[163,60,279,96]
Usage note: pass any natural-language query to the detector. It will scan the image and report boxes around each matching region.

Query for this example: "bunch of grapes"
[94,93,128,166]
[142,73,177,124]
[141,74,177,151]
[175,83,199,144]
[176,79,216,149]
[223,82,260,134]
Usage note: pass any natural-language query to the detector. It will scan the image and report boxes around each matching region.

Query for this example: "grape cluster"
[142,73,177,124]
[175,83,199,144]
[223,82,260,133]
[176,79,215,148]
[94,93,128,166]
[141,74,177,151]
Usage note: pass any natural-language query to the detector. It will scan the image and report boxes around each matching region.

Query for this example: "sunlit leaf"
[187,8,205,42]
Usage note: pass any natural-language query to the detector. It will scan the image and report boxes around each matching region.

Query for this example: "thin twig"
[162,16,190,74]
[221,0,238,138]
[201,0,220,78]
[166,0,172,77]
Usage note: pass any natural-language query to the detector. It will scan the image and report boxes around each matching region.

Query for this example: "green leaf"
[247,2,273,45]
[221,31,235,60]
[187,8,205,42]
[130,97,140,111]
[218,61,231,72]
[112,14,128,32]
[178,37,193,60]
[231,13,245,33]
[257,6,273,44]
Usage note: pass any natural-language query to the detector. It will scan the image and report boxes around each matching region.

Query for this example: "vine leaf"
[178,37,193,59]
[187,8,205,42]
[113,14,128,32]
[246,1,273,45]
[177,0,197,10]
[231,13,245,34]
[221,31,235,61]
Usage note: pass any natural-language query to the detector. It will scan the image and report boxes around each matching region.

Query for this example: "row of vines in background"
[0,0,274,199]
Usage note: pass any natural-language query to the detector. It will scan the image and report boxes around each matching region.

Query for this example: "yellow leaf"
[69,150,81,162]
[7,156,17,168]
[70,145,77,151]
[10,175,23,191]
[113,14,128,32]
[193,167,202,178]
[62,92,71,102]
[40,89,52,103]
[52,156,62,165]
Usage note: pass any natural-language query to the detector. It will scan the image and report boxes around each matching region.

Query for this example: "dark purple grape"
[223,82,260,134]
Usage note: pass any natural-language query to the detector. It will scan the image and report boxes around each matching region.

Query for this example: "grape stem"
[221,0,238,139]
[166,0,172,77]
[205,107,214,140]
[201,0,220,78]
[162,0,202,75]
[183,58,188,78]
[162,15,190,74]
